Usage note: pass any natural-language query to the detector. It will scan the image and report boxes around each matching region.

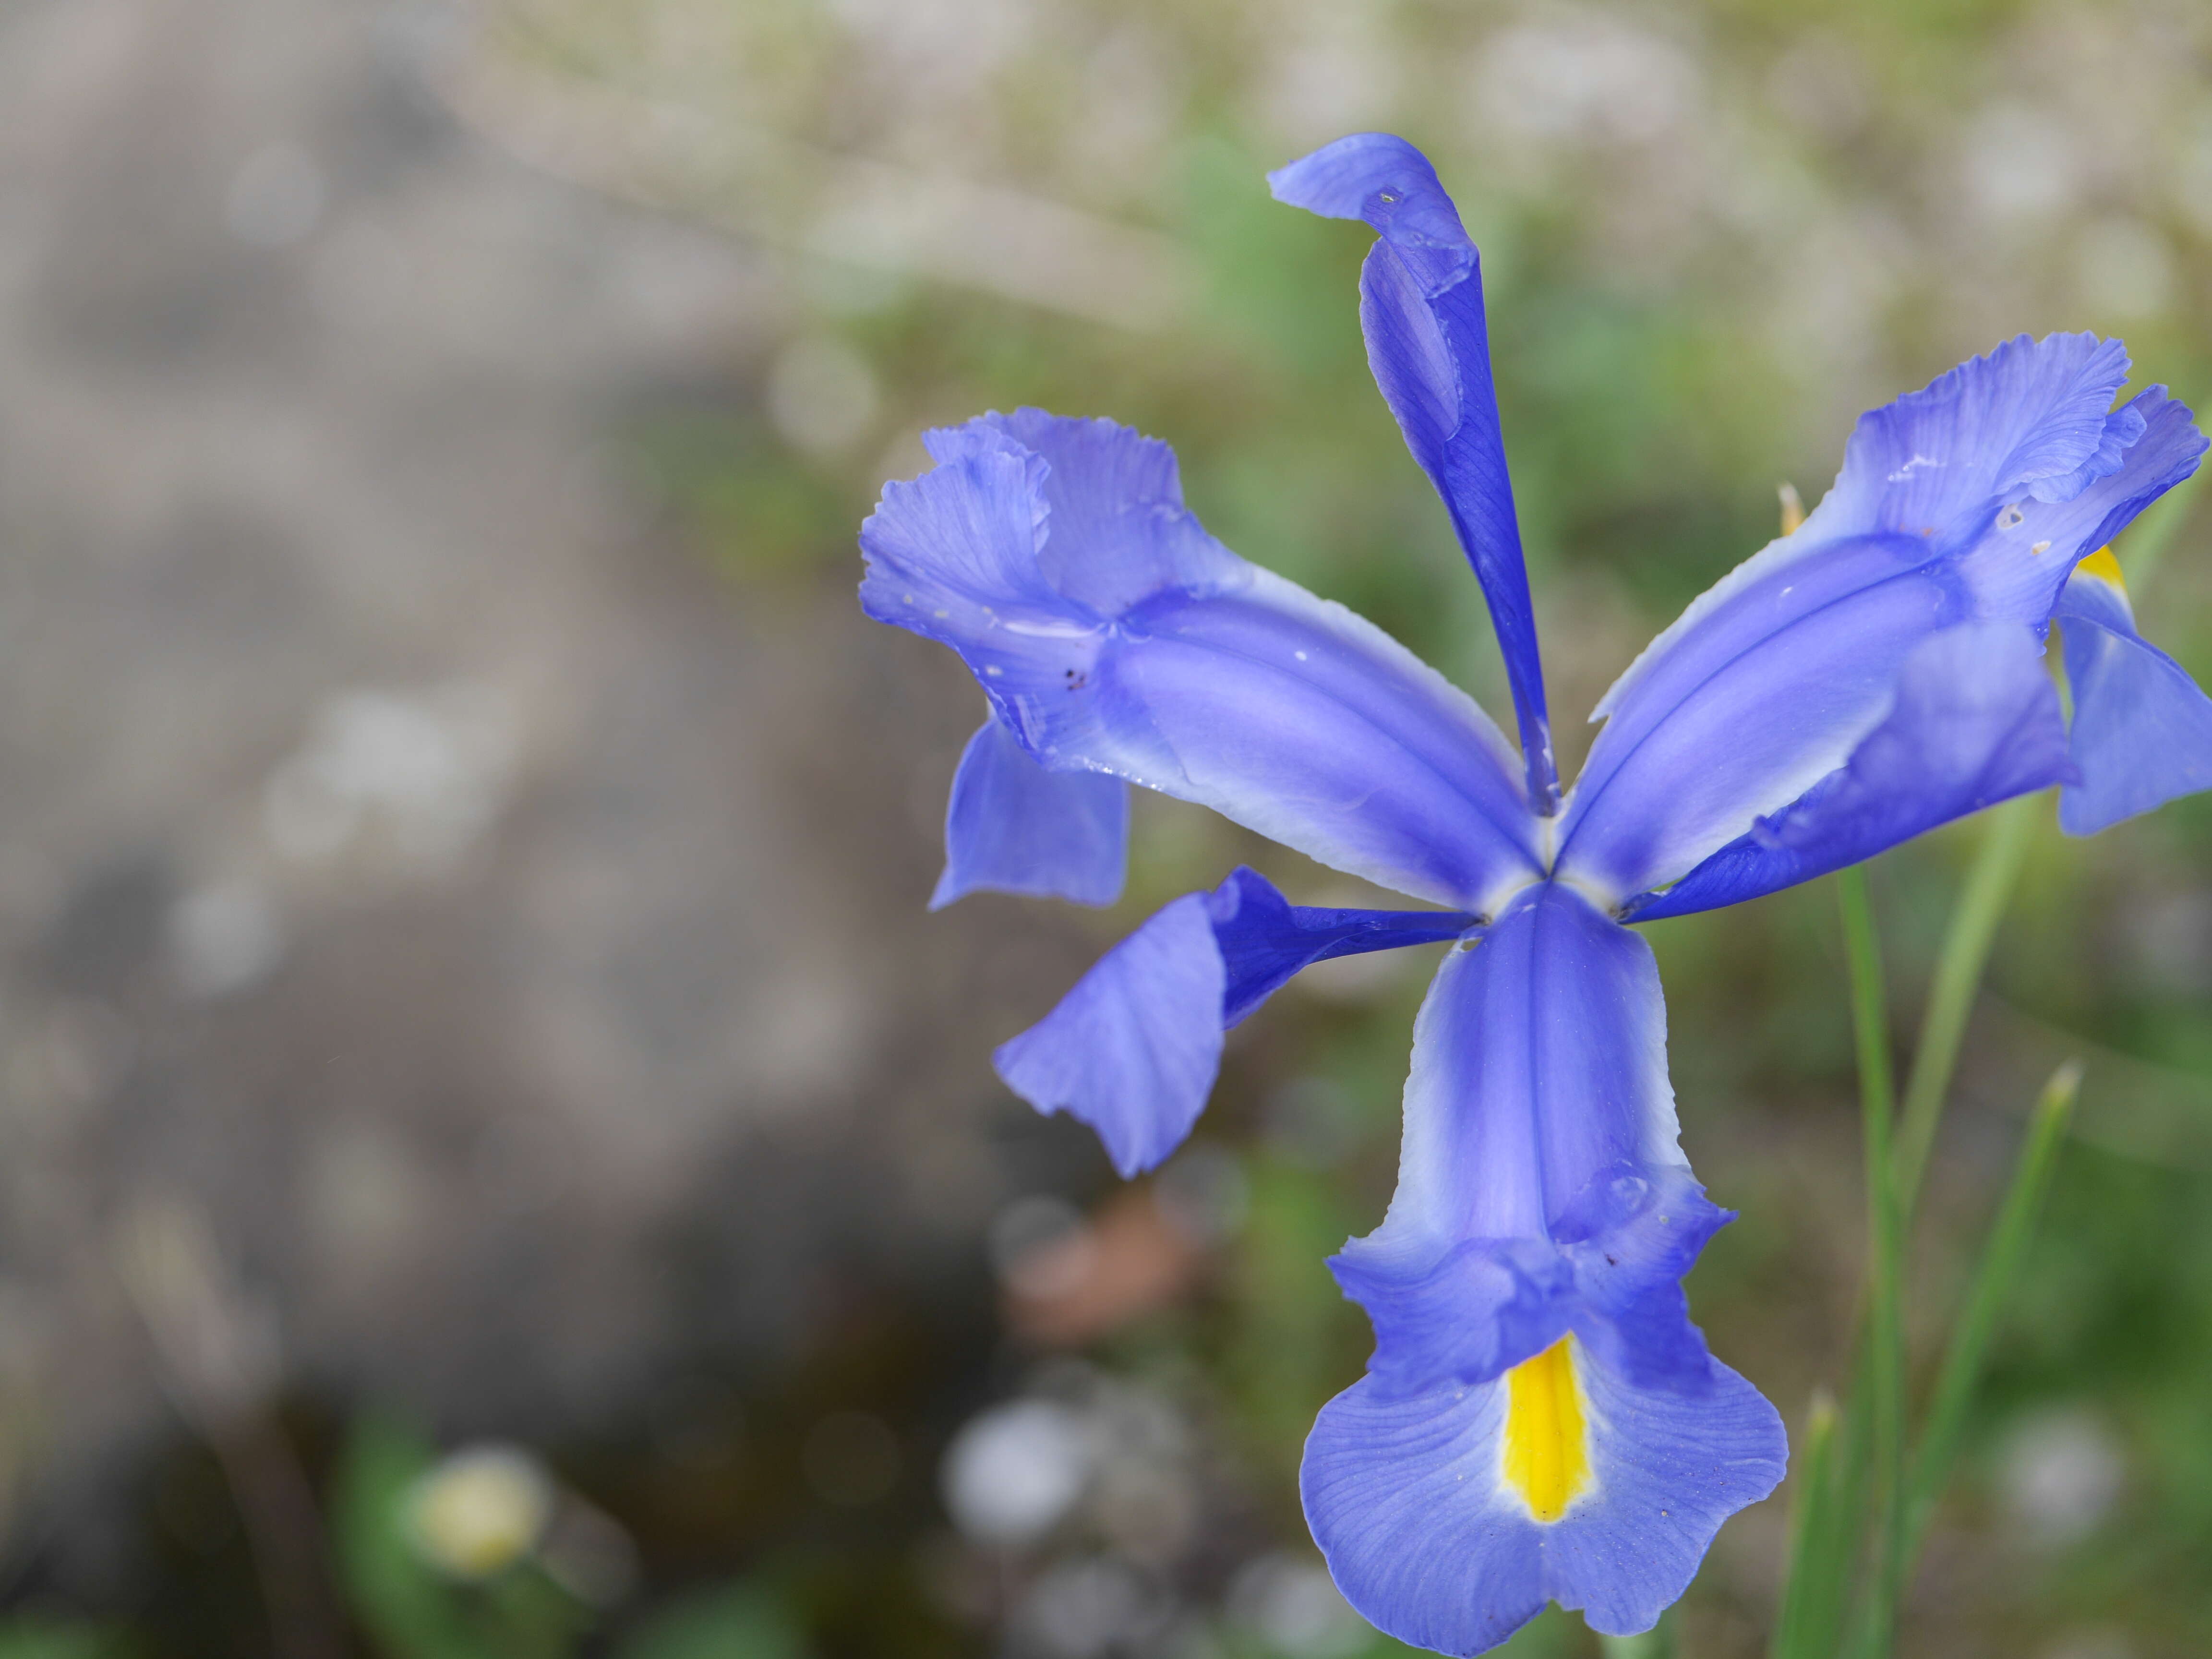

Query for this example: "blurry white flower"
[1999,1408,2124,1547]
[940,1398,1092,1546]
[407,1443,555,1578]
[167,880,286,1000]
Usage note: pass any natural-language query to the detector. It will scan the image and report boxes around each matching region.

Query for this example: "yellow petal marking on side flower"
[1502,1336,1591,1523]
[2075,545,2125,589]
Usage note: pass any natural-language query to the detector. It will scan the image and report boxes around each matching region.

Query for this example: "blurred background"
[0,0,2209,1654]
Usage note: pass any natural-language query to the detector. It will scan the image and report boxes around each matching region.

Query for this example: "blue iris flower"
[858,132,2210,1652]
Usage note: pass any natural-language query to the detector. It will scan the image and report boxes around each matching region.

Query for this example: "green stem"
[1768,1392,1841,1659]
[1779,811,2044,1657]
[1900,1062,2080,1565]
[1599,1614,1674,1659]
[1894,795,2037,1218]
[1835,866,1904,1659]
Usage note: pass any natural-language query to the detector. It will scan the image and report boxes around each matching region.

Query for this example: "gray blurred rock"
[0,0,1081,1579]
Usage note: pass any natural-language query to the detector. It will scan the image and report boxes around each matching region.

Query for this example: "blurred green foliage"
[330,1418,817,1659]
[0,1624,135,1659]
[333,1419,589,1659]
[619,1584,809,1659]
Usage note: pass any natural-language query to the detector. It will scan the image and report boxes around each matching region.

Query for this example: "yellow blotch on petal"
[1502,1336,1592,1523]
[2076,545,2126,589]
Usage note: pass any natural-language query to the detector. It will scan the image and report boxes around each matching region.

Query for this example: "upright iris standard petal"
[933,717,1129,910]
[1626,622,2075,921]
[861,411,1543,912]
[1959,388,2209,624]
[989,408,1239,613]
[1556,536,1964,901]
[1799,333,2136,541]
[2053,553,2212,835]
[996,868,1474,1177]
[1559,337,2205,900]
[1269,134,1559,814]
[1303,882,1784,1652]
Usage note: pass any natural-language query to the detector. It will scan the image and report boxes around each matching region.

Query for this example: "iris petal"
[933,717,1128,910]
[995,868,1472,1176]
[1958,387,2208,625]
[1270,134,1559,812]
[861,411,1541,910]
[1559,340,2204,899]
[1302,1343,1785,1654]
[994,892,1226,1178]
[1803,332,2136,541]
[1626,621,2074,920]
[1558,540,1964,900]
[1306,880,1780,1651]
[2054,565,2212,835]
[1208,866,1474,1028]
[1329,883,1730,1397]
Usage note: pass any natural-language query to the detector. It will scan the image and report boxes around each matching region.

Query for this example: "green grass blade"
[1835,867,1904,1659]
[1599,1614,1673,1659]
[1768,1392,1842,1659]
[1900,1062,2080,1566]
[1894,795,2037,1218]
